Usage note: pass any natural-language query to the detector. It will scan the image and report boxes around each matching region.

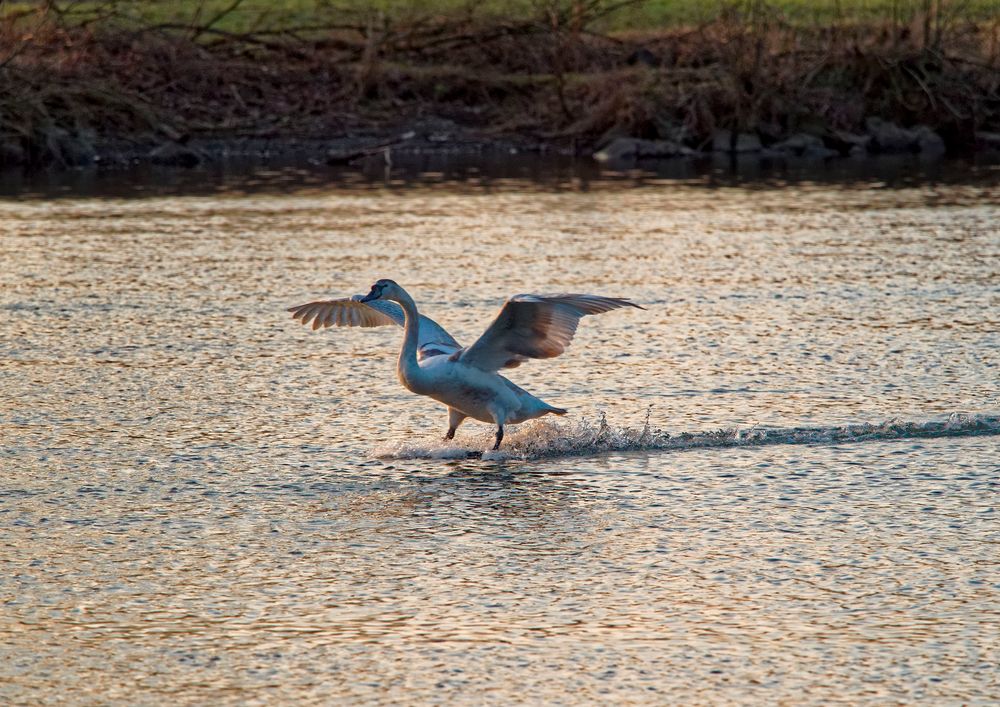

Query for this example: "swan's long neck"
[394,290,423,389]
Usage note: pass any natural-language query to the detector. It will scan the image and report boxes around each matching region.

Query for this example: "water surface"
[1,167,998,704]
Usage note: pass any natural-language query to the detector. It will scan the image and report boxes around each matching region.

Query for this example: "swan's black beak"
[360,285,381,302]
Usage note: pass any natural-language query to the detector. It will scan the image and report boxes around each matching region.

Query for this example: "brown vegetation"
[1,2,998,168]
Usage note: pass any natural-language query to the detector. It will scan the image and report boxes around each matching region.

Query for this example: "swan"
[289,280,643,450]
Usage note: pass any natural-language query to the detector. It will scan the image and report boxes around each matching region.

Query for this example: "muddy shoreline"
[8,114,999,178]
[82,122,555,170]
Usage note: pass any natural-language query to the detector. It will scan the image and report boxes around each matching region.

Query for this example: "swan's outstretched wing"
[288,296,462,359]
[289,297,399,330]
[459,294,643,372]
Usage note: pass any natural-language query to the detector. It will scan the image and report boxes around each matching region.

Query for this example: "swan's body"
[289,280,642,449]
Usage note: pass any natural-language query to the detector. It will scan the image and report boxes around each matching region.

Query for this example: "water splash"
[372,410,1000,461]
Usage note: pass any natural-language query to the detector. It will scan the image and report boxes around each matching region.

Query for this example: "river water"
[2,159,998,704]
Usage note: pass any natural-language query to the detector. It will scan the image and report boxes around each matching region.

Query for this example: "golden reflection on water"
[1,178,999,704]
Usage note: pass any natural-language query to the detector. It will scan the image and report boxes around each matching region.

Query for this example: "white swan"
[289,280,643,450]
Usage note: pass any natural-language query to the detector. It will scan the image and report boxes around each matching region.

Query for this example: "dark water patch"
[2,152,999,201]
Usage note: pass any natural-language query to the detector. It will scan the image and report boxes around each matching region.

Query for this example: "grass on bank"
[3,0,998,35]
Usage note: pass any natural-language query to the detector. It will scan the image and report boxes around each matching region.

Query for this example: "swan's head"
[360,278,402,303]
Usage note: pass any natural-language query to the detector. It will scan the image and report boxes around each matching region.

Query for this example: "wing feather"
[459,294,643,373]
[288,295,463,360]
[289,299,399,330]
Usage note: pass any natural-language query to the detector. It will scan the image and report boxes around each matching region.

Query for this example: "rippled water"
[2,171,999,704]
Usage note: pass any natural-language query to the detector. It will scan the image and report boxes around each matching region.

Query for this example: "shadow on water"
[2,151,999,199]
[325,460,595,535]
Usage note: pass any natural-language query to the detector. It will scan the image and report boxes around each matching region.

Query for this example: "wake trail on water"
[372,411,1000,461]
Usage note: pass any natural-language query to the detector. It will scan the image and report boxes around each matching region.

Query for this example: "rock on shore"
[590,117,952,165]
[594,137,694,162]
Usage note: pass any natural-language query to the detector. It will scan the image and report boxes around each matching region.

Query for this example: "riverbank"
[2,2,998,171]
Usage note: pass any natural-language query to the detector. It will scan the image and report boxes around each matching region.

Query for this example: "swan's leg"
[445,407,467,441]
[488,406,507,451]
